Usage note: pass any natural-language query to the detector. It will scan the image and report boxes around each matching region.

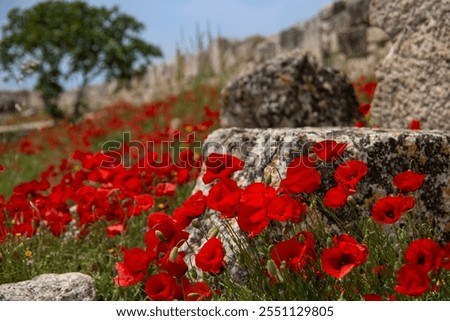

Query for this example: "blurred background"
[0,0,333,90]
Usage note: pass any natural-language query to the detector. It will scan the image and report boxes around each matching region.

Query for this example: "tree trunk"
[73,76,89,119]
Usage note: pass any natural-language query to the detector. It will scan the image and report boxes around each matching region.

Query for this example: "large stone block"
[221,50,359,128]
[0,273,96,300]
[369,0,450,130]
[189,128,450,255]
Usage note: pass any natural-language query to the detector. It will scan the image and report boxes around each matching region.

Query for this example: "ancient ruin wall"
[0,0,389,114]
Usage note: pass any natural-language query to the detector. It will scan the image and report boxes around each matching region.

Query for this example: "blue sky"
[0,0,333,90]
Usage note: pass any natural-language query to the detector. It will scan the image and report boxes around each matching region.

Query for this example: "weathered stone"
[370,0,450,130]
[366,27,389,44]
[320,1,346,21]
[279,26,303,51]
[0,273,96,300]
[188,127,450,269]
[220,50,359,128]
[369,0,415,39]
[346,0,370,26]
[337,24,368,57]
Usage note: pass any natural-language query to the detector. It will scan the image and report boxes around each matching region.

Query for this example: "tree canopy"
[0,0,162,118]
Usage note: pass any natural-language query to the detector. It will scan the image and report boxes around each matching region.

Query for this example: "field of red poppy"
[0,77,448,301]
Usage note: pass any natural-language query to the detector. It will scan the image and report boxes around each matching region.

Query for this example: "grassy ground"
[0,81,221,300]
[1,74,448,301]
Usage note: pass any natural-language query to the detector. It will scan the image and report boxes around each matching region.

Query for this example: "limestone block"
[0,273,96,301]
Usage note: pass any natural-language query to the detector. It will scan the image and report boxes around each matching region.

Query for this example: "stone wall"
[369,0,450,131]
[0,0,389,114]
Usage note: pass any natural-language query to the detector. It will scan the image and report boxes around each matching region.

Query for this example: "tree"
[0,1,162,119]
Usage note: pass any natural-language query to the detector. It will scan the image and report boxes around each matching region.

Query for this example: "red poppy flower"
[106,222,125,238]
[358,103,371,116]
[394,264,430,296]
[145,214,188,261]
[237,183,276,237]
[281,168,321,194]
[0,164,3,171]
[202,153,244,184]
[114,247,150,286]
[145,272,181,301]
[267,194,306,223]
[281,158,321,194]
[11,221,36,238]
[363,294,382,301]
[174,168,191,184]
[206,178,242,218]
[176,149,198,170]
[155,182,176,197]
[237,207,269,237]
[354,120,365,128]
[409,119,421,130]
[405,239,443,272]
[183,280,213,301]
[204,105,219,118]
[112,171,142,194]
[172,191,207,229]
[14,179,50,196]
[157,251,188,279]
[42,208,72,237]
[363,81,377,99]
[195,237,225,273]
[0,221,7,243]
[393,171,426,192]
[312,140,347,162]
[334,160,368,191]
[372,195,416,224]
[130,194,154,216]
[270,232,315,272]
[147,212,177,240]
[323,184,349,208]
[321,234,368,279]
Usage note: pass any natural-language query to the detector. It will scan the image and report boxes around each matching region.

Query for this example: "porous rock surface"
[187,128,450,269]
[0,273,96,300]
[369,0,450,130]
[220,50,359,128]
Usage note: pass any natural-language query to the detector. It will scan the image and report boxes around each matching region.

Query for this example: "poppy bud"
[189,268,198,279]
[398,229,407,241]
[169,247,178,263]
[326,236,333,248]
[266,259,278,276]
[191,220,201,229]
[155,230,166,241]
[208,226,219,239]
[265,174,272,186]
[347,195,356,206]
[187,292,201,299]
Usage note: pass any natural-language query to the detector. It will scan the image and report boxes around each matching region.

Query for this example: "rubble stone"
[0,273,96,301]
[221,50,359,128]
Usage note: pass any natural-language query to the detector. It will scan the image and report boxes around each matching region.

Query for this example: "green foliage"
[0,1,162,118]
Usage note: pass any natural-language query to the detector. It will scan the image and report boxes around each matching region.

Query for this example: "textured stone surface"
[369,0,450,130]
[220,50,359,128]
[0,273,96,300]
[188,128,450,263]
